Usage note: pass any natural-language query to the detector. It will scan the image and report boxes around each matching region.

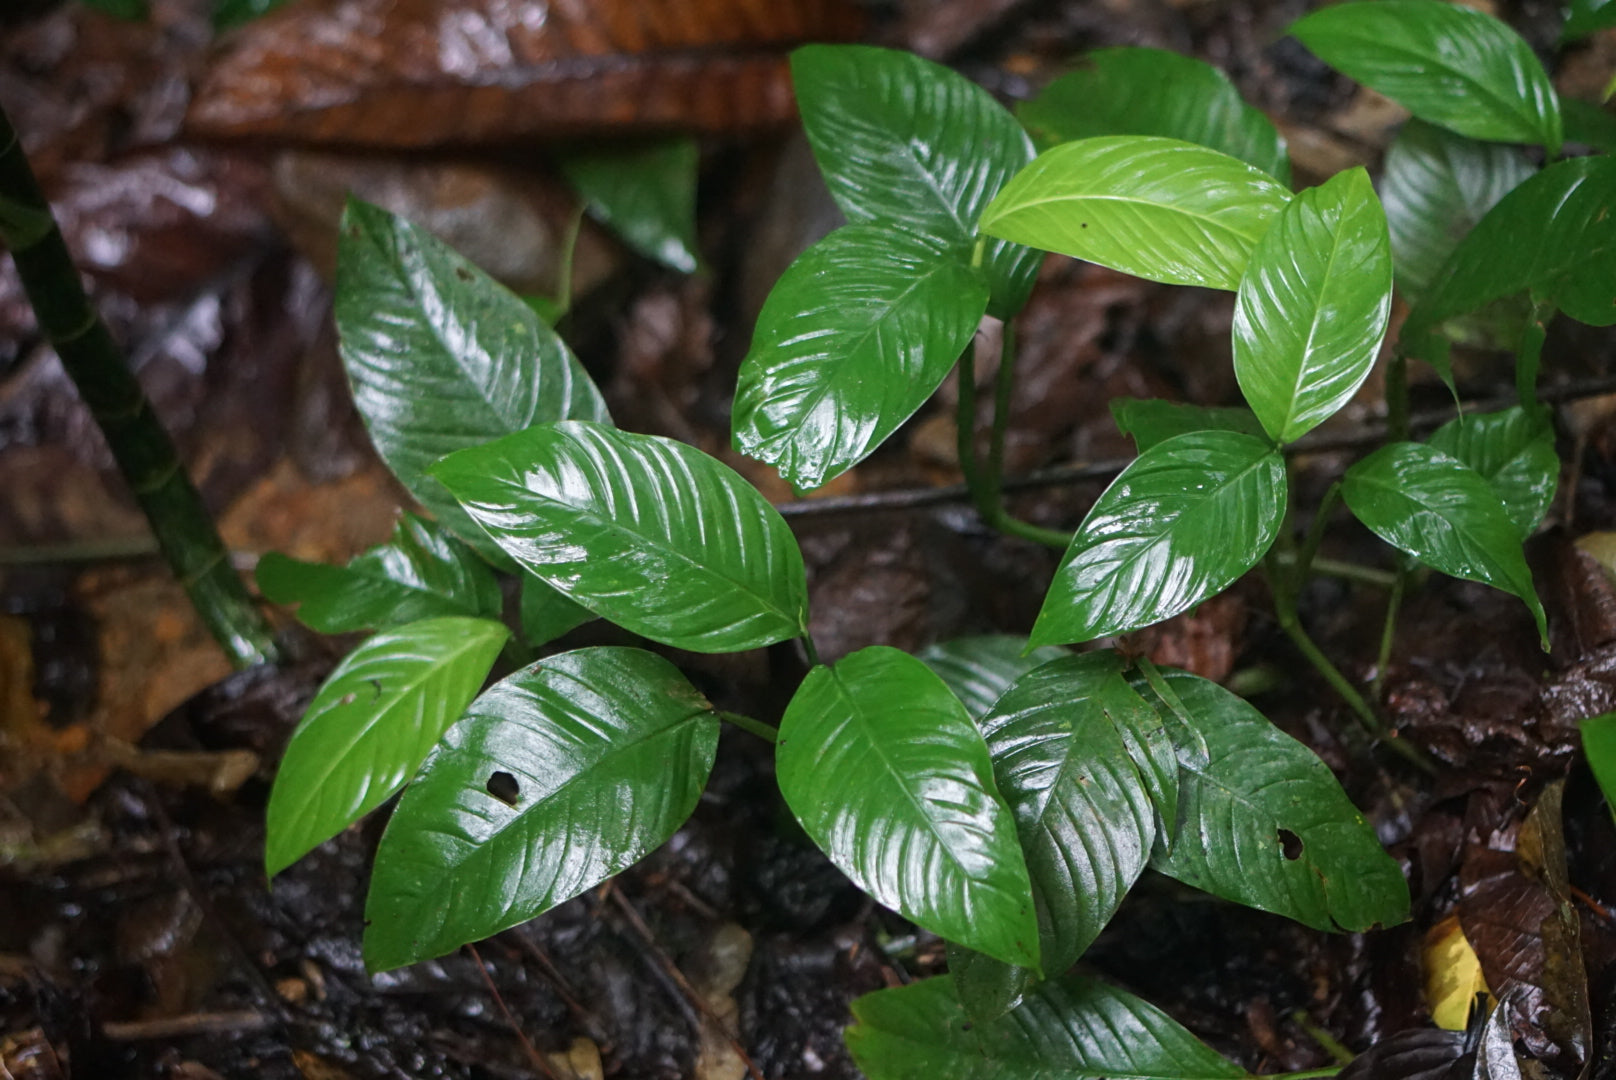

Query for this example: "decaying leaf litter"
[2,0,1616,1077]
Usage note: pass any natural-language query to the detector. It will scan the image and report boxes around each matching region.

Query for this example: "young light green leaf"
[1581,711,1616,826]
[980,136,1292,291]
[733,225,989,493]
[1110,397,1266,452]
[1133,668,1411,933]
[433,421,807,654]
[1380,120,1535,303]
[1344,441,1547,644]
[775,646,1037,968]
[1031,431,1286,646]
[792,43,1040,318]
[1288,0,1561,151]
[265,616,509,877]
[364,647,719,971]
[1564,0,1616,41]
[846,973,1246,1080]
[1428,406,1558,539]
[916,636,1069,720]
[558,138,700,273]
[519,572,594,648]
[335,198,610,563]
[256,513,502,634]
[1234,167,1392,444]
[1017,47,1290,183]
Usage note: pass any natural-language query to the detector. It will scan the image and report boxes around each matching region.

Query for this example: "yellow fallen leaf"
[1423,914,1491,1031]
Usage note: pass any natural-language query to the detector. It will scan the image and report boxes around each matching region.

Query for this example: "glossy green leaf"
[265,616,510,877]
[1234,168,1392,444]
[733,225,989,492]
[558,138,699,273]
[792,44,1040,318]
[1562,97,1616,154]
[1110,397,1266,452]
[1133,668,1411,932]
[846,972,1246,1080]
[1428,406,1558,539]
[256,513,501,634]
[364,647,719,971]
[981,136,1291,291]
[335,198,610,563]
[1344,441,1547,644]
[776,646,1037,968]
[433,421,807,653]
[1581,711,1616,826]
[1380,120,1534,303]
[1564,0,1616,41]
[213,0,289,29]
[1031,431,1286,646]
[519,572,594,648]
[946,942,1033,1026]
[916,636,1069,720]
[1288,0,1561,151]
[1017,47,1289,183]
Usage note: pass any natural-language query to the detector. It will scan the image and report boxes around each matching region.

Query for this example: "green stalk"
[1371,567,1405,701]
[718,711,779,745]
[1516,300,1553,412]
[0,102,276,668]
[1264,1069,1343,1080]
[1386,350,1410,445]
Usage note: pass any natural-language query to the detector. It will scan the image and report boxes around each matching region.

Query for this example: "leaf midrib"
[987,190,1277,246]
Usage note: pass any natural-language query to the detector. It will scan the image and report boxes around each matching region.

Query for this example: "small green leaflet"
[980,136,1292,291]
[846,973,1246,1080]
[792,43,1040,318]
[1032,431,1286,646]
[1427,406,1558,540]
[1343,442,1548,646]
[916,636,1069,719]
[1288,0,1562,152]
[775,646,1037,968]
[256,513,502,634]
[264,616,510,877]
[1582,712,1616,826]
[558,138,700,273]
[519,571,594,648]
[733,225,989,493]
[1110,397,1266,452]
[1233,167,1392,444]
[364,648,719,971]
[1017,46,1290,183]
[1132,668,1411,933]
[433,421,808,654]
[1564,0,1616,41]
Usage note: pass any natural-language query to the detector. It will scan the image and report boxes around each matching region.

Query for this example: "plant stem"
[1516,300,1553,412]
[800,634,822,668]
[1386,350,1410,444]
[1371,566,1406,701]
[0,102,276,668]
[718,711,778,745]
[1263,1068,1343,1079]
[1295,483,1341,581]
[1290,1009,1355,1065]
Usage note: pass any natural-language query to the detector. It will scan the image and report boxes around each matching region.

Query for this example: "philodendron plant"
[258,1,1616,1075]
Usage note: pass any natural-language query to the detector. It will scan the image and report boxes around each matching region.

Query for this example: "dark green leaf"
[1344,441,1547,645]
[791,44,1040,317]
[78,0,147,17]
[522,293,566,326]
[1561,97,1616,153]
[1017,47,1290,183]
[1110,397,1266,452]
[981,136,1292,291]
[335,199,610,564]
[558,138,700,273]
[846,972,1246,1080]
[1381,120,1534,303]
[733,225,988,492]
[1031,431,1286,646]
[519,572,594,648]
[256,513,502,634]
[212,0,289,29]
[364,647,719,971]
[946,942,1033,1025]
[1288,0,1561,151]
[265,616,510,877]
[433,421,808,653]
[916,636,1069,720]
[1234,167,1392,444]
[776,646,1037,968]
[1581,711,1616,825]
[1564,0,1616,41]
[1133,668,1411,932]
[1428,406,1558,539]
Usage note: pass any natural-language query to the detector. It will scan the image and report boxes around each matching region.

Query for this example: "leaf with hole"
[1110,398,1266,452]
[775,646,1037,968]
[1017,47,1289,182]
[916,636,1069,720]
[1031,431,1286,646]
[364,647,719,971]
[433,421,808,653]
[1234,167,1391,444]
[1344,441,1547,645]
[559,137,700,273]
[335,198,610,565]
[792,43,1039,318]
[1132,668,1410,932]
[1288,0,1561,151]
[265,616,510,877]
[1428,406,1558,540]
[733,225,989,492]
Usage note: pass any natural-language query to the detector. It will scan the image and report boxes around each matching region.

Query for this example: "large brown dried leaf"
[186,0,863,146]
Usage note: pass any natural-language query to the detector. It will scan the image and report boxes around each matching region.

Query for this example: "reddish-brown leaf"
[186,0,864,146]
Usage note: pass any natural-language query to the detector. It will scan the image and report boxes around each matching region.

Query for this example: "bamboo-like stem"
[719,711,779,745]
[0,102,276,668]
